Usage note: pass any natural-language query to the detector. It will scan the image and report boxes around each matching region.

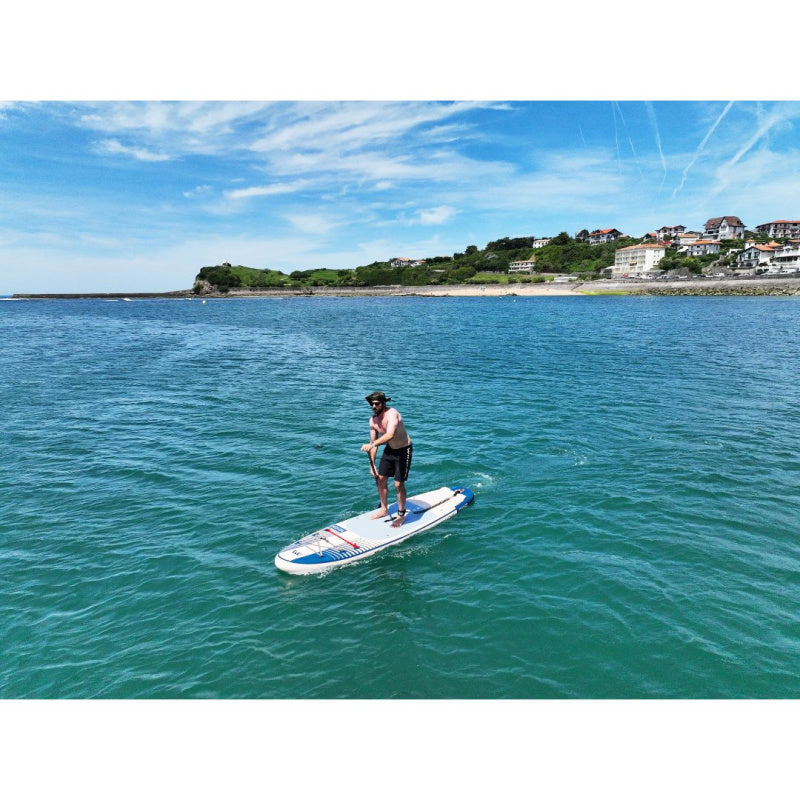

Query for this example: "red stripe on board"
[325,527,360,549]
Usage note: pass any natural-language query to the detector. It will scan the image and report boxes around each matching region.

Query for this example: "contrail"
[672,100,734,197]
[645,101,667,188]
[729,109,783,166]
[704,105,790,202]
[614,101,644,179]
[612,102,622,173]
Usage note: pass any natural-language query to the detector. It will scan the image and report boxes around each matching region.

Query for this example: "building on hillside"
[704,216,745,240]
[532,238,551,248]
[768,242,800,272]
[684,239,720,257]
[754,220,800,238]
[736,243,776,270]
[588,228,624,245]
[389,257,425,268]
[674,231,703,247]
[508,259,536,273]
[657,224,686,239]
[612,243,666,277]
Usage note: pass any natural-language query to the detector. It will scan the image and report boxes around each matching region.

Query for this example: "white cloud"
[416,206,457,225]
[248,101,481,154]
[81,101,273,138]
[183,185,213,199]
[284,212,342,235]
[69,101,518,208]
[97,138,171,162]
[703,147,800,223]
[223,180,310,200]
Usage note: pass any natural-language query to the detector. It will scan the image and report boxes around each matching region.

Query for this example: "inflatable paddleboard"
[275,486,474,575]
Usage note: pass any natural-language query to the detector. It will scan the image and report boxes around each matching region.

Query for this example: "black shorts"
[378,443,413,483]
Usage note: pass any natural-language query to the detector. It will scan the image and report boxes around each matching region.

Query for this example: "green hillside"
[192,233,659,292]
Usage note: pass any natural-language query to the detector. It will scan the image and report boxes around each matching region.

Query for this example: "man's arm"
[361,417,383,452]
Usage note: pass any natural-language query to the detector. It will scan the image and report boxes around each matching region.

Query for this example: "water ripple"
[2,297,800,698]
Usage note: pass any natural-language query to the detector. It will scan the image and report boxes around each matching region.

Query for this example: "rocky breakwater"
[594,276,800,297]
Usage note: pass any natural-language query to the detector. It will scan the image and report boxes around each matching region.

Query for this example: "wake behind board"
[274,486,474,575]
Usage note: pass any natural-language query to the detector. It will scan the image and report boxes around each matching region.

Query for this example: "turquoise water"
[2,295,799,698]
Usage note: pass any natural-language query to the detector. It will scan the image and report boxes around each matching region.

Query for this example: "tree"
[197,265,242,292]
[658,251,688,272]
[485,236,534,251]
[446,265,476,283]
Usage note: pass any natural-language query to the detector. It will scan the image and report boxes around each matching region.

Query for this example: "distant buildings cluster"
[573,216,749,248]
[571,216,800,279]
[394,216,800,279]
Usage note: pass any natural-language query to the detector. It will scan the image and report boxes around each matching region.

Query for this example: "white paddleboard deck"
[275,486,474,575]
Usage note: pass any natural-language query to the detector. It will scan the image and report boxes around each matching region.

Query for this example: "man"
[360,391,413,527]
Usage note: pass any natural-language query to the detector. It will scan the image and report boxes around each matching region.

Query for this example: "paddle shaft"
[400,488,462,517]
[367,447,379,484]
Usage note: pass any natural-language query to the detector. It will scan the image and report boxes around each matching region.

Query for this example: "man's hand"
[361,442,377,452]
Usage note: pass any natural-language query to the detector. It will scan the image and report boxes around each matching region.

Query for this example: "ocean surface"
[2,294,799,699]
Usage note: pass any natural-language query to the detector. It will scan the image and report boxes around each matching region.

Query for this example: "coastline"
[11,276,800,300]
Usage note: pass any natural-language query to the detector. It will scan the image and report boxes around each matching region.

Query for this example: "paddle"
[381,488,464,521]
[367,446,379,484]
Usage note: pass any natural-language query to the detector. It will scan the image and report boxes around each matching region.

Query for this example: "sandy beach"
[13,276,800,300]
[220,275,800,298]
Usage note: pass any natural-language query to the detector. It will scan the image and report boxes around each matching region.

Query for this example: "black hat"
[365,391,391,403]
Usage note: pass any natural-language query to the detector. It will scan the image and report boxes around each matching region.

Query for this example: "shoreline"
[11,276,800,300]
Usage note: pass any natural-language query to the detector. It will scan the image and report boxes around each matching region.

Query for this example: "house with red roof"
[612,242,666,277]
[684,239,720,257]
[736,242,776,270]
[769,242,800,272]
[656,224,686,239]
[674,230,703,247]
[588,228,623,245]
[754,220,800,238]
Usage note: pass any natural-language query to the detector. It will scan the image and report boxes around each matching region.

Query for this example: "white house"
[532,238,551,248]
[508,259,536,273]
[736,243,775,270]
[674,231,703,247]
[656,224,686,239]
[764,242,800,272]
[588,228,624,245]
[704,216,746,240]
[389,257,425,268]
[684,239,720,257]
[754,220,800,238]
[612,243,666,277]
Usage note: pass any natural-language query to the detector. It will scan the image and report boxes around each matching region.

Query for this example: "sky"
[2,4,799,294]
[4,99,800,294]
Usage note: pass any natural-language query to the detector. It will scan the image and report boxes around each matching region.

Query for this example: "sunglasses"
[369,400,384,406]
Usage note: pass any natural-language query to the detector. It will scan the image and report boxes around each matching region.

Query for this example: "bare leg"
[370,476,389,518]
[391,481,407,527]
